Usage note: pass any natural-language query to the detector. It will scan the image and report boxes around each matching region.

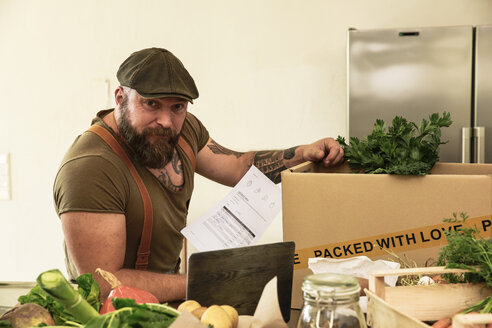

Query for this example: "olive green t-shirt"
[53,109,209,277]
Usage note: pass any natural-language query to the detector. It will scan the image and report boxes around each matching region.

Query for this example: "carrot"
[431,317,452,328]
[431,274,447,284]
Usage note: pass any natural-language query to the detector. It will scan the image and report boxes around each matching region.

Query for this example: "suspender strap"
[88,124,153,270]
[178,136,196,171]
[88,124,196,272]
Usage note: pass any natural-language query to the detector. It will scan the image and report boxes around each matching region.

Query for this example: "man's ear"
[114,86,125,106]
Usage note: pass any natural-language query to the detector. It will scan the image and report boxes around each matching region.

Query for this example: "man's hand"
[300,138,344,167]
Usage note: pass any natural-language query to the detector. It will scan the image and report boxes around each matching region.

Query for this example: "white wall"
[0,0,491,281]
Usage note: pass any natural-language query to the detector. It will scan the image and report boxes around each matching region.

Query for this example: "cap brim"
[137,91,194,104]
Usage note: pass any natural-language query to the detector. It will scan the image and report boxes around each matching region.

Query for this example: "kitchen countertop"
[0,281,36,312]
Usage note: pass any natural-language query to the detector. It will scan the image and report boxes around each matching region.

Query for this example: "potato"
[201,305,233,328]
[2,303,55,328]
[220,305,239,328]
[191,306,208,320]
[177,300,201,313]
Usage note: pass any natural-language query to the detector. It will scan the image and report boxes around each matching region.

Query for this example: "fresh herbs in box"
[437,213,492,314]
[337,112,452,175]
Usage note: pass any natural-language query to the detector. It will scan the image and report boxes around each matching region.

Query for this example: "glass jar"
[297,273,367,328]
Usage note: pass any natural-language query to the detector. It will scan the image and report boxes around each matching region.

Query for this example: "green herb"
[437,213,492,313]
[84,298,179,328]
[0,320,12,327]
[18,271,101,325]
[337,112,452,175]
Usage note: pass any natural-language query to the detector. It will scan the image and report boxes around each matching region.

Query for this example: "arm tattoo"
[253,146,298,184]
[207,139,244,158]
[284,146,297,160]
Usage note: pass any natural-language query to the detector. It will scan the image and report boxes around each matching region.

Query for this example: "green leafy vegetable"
[75,274,101,313]
[36,270,99,324]
[337,112,452,175]
[18,285,76,325]
[18,271,101,325]
[437,213,492,313]
[84,298,179,328]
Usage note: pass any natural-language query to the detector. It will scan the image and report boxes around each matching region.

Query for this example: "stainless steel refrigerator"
[348,25,492,163]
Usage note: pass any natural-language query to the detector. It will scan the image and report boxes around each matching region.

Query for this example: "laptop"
[186,241,295,322]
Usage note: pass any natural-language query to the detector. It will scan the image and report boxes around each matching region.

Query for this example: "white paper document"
[182,166,282,252]
[308,256,401,286]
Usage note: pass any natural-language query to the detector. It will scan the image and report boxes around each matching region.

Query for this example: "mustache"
[142,126,178,138]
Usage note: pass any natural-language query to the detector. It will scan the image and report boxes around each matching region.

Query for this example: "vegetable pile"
[337,112,452,175]
[0,269,179,328]
[0,269,243,328]
[437,213,492,314]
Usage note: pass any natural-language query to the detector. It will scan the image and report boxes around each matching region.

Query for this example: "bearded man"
[53,47,344,303]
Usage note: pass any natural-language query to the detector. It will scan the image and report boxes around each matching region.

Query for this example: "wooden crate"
[366,267,491,327]
[366,289,429,328]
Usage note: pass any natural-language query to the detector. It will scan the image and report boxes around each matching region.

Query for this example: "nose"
[155,109,173,128]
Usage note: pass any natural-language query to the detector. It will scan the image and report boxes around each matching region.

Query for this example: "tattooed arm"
[196,137,344,186]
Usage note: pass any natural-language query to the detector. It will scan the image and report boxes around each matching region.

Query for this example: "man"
[53,47,344,302]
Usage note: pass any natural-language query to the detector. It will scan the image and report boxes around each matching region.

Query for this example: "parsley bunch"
[437,213,492,313]
[337,112,452,175]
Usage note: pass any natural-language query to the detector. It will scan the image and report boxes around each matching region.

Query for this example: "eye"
[146,100,157,107]
[173,103,186,112]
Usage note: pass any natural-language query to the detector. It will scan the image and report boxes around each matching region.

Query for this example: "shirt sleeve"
[53,155,129,216]
[184,112,210,152]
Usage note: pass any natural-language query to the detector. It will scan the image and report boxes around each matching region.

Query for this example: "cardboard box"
[366,267,492,328]
[281,162,492,309]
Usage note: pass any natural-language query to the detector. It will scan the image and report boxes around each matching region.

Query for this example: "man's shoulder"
[54,127,130,210]
[53,137,129,217]
[184,111,201,127]
[62,129,99,154]
[58,126,125,174]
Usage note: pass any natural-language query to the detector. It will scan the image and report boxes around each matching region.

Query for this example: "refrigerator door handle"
[474,127,485,163]
[462,127,471,163]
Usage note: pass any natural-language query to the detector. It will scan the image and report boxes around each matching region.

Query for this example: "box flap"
[431,162,492,175]
[283,161,492,176]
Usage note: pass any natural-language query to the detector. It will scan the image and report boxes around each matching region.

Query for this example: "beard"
[117,98,179,169]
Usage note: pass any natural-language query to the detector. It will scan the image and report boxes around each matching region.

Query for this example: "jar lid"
[302,273,361,297]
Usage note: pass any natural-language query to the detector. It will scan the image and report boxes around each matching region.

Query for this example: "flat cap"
[117,48,199,102]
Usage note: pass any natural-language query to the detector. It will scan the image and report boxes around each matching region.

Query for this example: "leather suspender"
[88,124,195,271]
